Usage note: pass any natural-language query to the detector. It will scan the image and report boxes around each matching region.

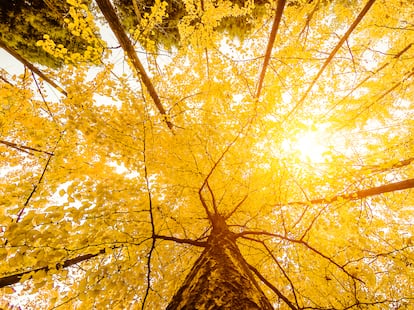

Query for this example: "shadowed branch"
[284,178,414,206]
[0,248,109,288]
[95,0,173,130]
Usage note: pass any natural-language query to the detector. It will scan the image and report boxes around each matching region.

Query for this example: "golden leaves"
[1,0,414,308]
[36,0,105,65]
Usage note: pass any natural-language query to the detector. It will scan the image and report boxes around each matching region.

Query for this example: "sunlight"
[295,131,327,162]
[282,128,329,163]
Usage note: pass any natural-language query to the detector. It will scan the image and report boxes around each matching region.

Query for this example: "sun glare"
[296,131,327,162]
[282,129,329,163]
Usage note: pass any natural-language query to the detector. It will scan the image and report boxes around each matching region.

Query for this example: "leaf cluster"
[0,0,102,68]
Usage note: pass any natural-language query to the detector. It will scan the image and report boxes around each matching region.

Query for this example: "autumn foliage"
[0,0,413,309]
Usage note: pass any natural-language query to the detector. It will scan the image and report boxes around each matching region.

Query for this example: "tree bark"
[167,214,273,309]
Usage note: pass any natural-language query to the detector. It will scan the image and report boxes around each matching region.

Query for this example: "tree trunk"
[167,215,273,309]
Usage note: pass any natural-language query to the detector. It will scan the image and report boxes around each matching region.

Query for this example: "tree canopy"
[0,0,413,309]
[0,0,103,68]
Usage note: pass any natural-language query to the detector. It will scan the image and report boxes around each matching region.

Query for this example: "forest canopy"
[0,0,413,309]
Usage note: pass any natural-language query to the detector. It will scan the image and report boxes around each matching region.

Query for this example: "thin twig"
[31,72,57,123]
[224,194,248,220]
[244,236,299,307]
[141,118,156,310]
[16,153,53,223]
[198,134,241,218]
[0,73,13,85]
[246,262,298,310]
[322,43,413,122]
[237,230,364,283]
[15,136,61,222]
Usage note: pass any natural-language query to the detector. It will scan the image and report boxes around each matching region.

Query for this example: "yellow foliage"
[1,0,414,308]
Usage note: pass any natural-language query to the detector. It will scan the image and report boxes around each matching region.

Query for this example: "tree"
[0,0,103,68]
[1,0,414,309]
[113,0,271,51]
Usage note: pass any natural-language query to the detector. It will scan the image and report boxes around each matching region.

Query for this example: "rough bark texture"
[167,215,273,309]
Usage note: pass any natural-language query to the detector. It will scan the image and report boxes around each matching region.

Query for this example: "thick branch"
[95,0,173,130]
[0,139,54,156]
[154,234,207,247]
[286,0,376,118]
[0,249,107,288]
[256,0,286,99]
[371,157,414,172]
[285,178,414,206]
[0,40,67,96]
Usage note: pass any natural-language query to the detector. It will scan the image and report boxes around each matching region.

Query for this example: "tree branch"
[246,262,298,310]
[142,121,156,309]
[349,69,414,122]
[237,231,363,283]
[16,153,54,223]
[256,0,287,99]
[286,0,377,119]
[95,0,173,130]
[154,234,207,247]
[0,139,54,157]
[0,248,108,288]
[0,39,67,96]
[323,43,413,120]
[284,178,414,206]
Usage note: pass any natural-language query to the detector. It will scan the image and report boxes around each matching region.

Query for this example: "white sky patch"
[107,161,139,179]
[392,98,413,119]
[0,164,21,178]
[93,93,121,108]
[281,91,292,105]
[49,181,72,201]
[229,94,244,109]
[0,49,23,74]
[360,38,390,71]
